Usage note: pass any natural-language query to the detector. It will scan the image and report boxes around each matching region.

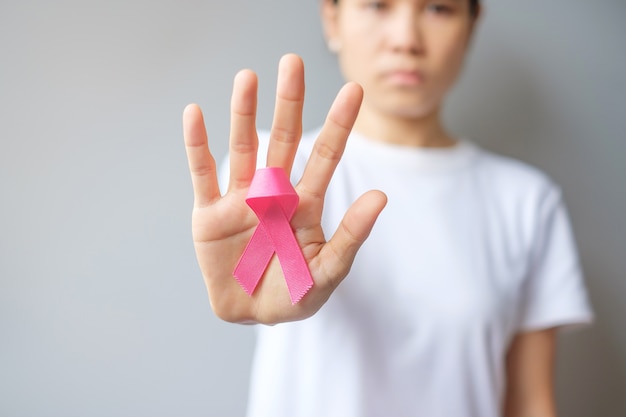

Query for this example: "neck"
[352,104,457,148]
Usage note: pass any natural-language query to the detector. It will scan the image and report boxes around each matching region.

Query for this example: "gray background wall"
[1,0,624,416]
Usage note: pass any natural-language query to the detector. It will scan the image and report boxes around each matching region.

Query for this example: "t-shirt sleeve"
[518,185,594,332]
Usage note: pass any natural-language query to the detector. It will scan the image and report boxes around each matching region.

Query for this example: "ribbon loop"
[233,167,314,304]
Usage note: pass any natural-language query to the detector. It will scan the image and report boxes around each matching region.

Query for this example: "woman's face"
[322,0,480,119]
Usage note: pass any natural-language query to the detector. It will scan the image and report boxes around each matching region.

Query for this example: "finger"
[319,190,387,289]
[183,103,220,208]
[297,82,363,202]
[266,54,305,176]
[229,69,259,191]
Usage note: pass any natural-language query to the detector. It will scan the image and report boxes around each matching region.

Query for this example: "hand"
[183,54,387,325]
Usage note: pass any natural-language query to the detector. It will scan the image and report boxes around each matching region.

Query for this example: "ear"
[320,0,340,47]
[469,3,483,36]
[467,3,483,47]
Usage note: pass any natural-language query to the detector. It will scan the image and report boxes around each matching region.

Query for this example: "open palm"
[183,54,386,325]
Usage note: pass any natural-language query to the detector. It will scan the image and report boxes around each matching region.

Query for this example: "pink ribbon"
[233,167,314,304]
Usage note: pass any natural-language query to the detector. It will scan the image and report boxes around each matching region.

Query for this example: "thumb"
[318,190,387,289]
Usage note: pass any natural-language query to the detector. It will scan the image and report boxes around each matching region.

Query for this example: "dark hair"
[331,0,481,18]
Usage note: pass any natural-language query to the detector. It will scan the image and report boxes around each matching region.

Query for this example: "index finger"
[297,82,363,203]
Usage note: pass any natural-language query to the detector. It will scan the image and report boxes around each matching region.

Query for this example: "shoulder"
[467,144,569,251]
[471,144,562,206]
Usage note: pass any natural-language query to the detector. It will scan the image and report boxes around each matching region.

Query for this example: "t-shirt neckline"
[346,130,479,174]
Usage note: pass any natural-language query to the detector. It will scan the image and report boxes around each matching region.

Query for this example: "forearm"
[503,328,558,417]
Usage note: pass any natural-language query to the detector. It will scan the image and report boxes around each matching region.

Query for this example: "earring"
[327,39,341,53]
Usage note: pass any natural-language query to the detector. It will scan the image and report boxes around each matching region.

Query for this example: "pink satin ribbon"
[233,167,314,304]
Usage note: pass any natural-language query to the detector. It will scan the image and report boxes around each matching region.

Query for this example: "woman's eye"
[366,1,387,11]
[426,4,453,15]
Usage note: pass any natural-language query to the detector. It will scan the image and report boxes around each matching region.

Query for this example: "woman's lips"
[384,70,425,86]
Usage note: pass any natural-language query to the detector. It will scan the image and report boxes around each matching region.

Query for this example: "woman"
[182,0,593,416]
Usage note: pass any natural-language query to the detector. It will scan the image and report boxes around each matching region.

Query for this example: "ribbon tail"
[233,224,275,296]
[262,204,314,304]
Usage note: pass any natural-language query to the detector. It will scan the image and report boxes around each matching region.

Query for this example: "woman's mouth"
[383,70,425,87]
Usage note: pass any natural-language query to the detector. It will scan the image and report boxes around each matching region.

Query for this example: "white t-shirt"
[239,130,593,417]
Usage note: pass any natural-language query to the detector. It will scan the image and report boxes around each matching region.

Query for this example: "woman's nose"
[387,10,424,54]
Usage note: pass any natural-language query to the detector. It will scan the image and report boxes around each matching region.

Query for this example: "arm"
[503,328,558,417]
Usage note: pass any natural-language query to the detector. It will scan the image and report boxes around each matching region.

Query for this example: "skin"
[183,0,559,415]
[505,328,558,417]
